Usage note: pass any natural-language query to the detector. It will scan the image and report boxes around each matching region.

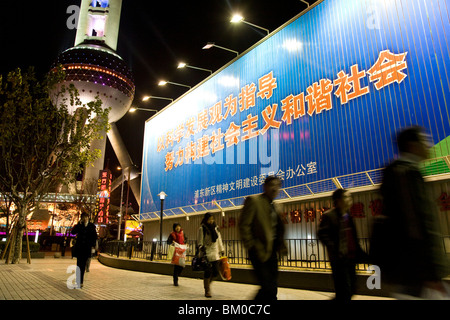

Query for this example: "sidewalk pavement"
[0,256,392,301]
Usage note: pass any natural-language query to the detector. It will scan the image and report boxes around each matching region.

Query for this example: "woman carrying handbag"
[197,213,224,298]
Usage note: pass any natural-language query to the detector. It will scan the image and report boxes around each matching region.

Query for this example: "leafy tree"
[0,193,15,237]
[0,67,110,263]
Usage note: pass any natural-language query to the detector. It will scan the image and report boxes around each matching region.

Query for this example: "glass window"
[90,1,109,8]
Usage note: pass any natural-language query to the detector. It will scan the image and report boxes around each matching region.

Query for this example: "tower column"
[108,122,141,204]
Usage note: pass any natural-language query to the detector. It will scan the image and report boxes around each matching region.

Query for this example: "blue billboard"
[140,0,450,219]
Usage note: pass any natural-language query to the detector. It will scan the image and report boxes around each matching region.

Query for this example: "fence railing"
[104,235,450,272]
[103,238,374,271]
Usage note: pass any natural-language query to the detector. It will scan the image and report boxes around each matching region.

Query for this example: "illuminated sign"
[140,0,450,218]
[125,220,143,235]
[95,169,111,224]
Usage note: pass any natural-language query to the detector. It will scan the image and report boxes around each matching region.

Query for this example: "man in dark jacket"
[71,212,97,288]
[375,126,448,298]
[318,188,368,301]
[240,176,287,300]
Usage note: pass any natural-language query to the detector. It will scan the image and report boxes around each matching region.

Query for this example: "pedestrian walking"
[318,189,368,301]
[167,223,187,286]
[71,212,98,288]
[372,126,449,299]
[85,239,98,272]
[70,238,76,259]
[61,236,67,257]
[197,213,224,298]
[239,176,287,300]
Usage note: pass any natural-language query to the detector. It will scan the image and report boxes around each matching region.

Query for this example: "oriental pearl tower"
[52,0,141,204]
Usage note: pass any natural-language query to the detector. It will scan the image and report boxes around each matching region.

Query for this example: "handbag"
[171,243,187,267]
[218,256,232,281]
[192,247,211,272]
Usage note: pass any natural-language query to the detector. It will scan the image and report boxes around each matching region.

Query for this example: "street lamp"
[299,0,310,8]
[177,62,212,74]
[128,107,158,113]
[117,170,125,240]
[142,95,173,102]
[230,14,269,35]
[202,42,239,56]
[157,191,167,259]
[158,80,191,89]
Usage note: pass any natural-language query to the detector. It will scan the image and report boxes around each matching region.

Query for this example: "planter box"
[30,252,45,259]
[21,252,45,259]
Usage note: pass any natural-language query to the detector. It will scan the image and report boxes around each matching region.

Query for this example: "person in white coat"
[197,212,224,298]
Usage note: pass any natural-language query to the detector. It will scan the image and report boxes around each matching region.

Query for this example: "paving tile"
[0,256,391,301]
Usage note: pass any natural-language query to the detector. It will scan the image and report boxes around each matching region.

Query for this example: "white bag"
[167,244,175,261]
[171,243,187,267]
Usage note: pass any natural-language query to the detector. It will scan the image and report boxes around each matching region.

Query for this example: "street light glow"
[158,80,191,89]
[128,107,158,113]
[229,15,269,35]
[158,191,167,200]
[202,42,215,50]
[202,42,239,56]
[142,95,174,102]
[177,62,212,74]
[231,14,244,23]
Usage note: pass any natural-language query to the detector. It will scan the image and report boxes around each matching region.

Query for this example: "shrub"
[0,241,40,253]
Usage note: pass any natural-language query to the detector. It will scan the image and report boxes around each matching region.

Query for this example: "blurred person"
[239,176,287,300]
[374,126,448,299]
[197,213,224,298]
[71,212,97,288]
[85,239,98,272]
[61,236,68,257]
[318,189,368,301]
[167,222,187,286]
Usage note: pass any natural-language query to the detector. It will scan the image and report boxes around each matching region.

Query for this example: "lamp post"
[177,62,212,74]
[230,14,270,35]
[157,191,167,259]
[128,107,158,113]
[142,95,173,102]
[117,171,125,240]
[299,0,310,8]
[202,42,239,56]
[158,80,191,89]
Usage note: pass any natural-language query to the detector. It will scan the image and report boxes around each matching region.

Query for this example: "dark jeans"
[76,255,89,285]
[330,259,356,301]
[173,265,184,281]
[204,260,219,280]
[249,245,279,301]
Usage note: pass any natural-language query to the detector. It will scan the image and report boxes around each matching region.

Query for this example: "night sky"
[0,0,318,208]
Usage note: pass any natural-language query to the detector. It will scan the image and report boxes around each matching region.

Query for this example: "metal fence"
[104,235,450,272]
[103,238,371,271]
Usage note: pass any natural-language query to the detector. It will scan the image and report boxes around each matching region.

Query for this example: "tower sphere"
[51,43,135,123]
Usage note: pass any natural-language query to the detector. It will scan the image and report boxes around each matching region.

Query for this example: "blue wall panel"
[140,0,450,216]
